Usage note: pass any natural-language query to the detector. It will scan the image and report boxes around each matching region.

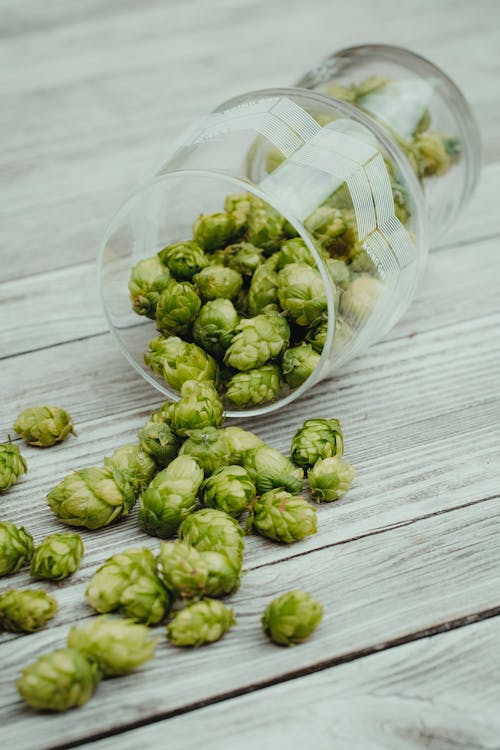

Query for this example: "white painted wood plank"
[1,499,499,749]
[78,616,500,750]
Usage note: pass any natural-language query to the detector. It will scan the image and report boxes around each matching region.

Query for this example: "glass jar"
[99,44,481,417]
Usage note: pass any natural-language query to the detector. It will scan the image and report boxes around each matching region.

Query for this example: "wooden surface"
[1,1,500,748]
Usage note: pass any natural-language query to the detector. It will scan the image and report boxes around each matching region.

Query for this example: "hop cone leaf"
[247,256,280,316]
[148,400,175,424]
[128,255,171,318]
[277,263,328,327]
[13,406,75,448]
[170,380,224,437]
[167,598,236,647]
[30,532,84,581]
[145,336,219,392]
[0,589,58,633]
[179,428,233,476]
[155,279,201,337]
[47,466,133,530]
[67,617,157,676]
[192,299,239,358]
[281,344,321,389]
[17,648,101,712]
[200,465,256,517]
[277,238,316,269]
[157,240,208,280]
[223,426,265,464]
[262,590,323,645]
[0,521,34,577]
[226,365,282,408]
[86,547,171,625]
[308,456,355,502]
[290,418,344,469]
[139,456,204,538]
[193,212,238,252]
[157,541,209,599]
[104,443,156,497]
[138,421,180,468]
[179,508,244,570]
[224,311,290,371]
[193,265,243,302]
[0,440,27,491]
[242,446,304,494]
[251,489,316,543]
[305,320,328,353]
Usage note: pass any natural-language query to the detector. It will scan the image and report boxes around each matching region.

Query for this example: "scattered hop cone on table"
[200,465,256,517]
[86,547,171,625]
[223,426,265,464]
[47,466,135,530]
[193,212,238,252]
[104,443,156,498]
[155,279,201,337]
[179,508,244,571]
[30,532,84,581]
[262,590,323,646]
[224,311,290,371]
[170,380,224,437]
[290,418,344,470]
[250,490,317,543]
[0,589,58,633]
[242,446,304,494]
[138,421,180,468]
[200,550,240,597]
[226,365,282,408]
[157,541,209,599]
[167,598,236,647]
[277,263,328,327]
[67,617,157,677]
[281,344,321,389]
[145,336,219,391]
[128,255,171,318]
[17,648,101,712]
[192,299,239,358]
[179,427,233,476]
[13,406,75,448]
[157,240,208,280]
[193,265,243,302]
[139,456,204,538]
[0,521,34,577]
[308,456,355,502]
[0,440,27,491]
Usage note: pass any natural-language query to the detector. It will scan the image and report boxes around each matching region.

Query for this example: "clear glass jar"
[99,44,481,417]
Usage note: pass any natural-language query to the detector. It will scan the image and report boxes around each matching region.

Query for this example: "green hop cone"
[167,598,236,647]
[305,320,328,353]
[224,311,290,371]
[128,255,171,318]
[179,508,244,570]
[224,242,264,276]
[104,443,156,497]
[242,446,304,494]
[155,280,201,337]
[201,550,240,597]
[326,258,351,288]
[251,490,317,543]
[341,275,381,324]
[262,590,323,646]
[224,193,251,233]
[247,199,284,253]
[17,648,101,712]
[290,418,344,470]
[277,263,328,327]
[281,344,321,389]
[223,426,265,464]
[148,400,175,424]
[247,255,280,316]
[308,456,355,502]
[304,206,346,247]
[277,238,316,269]
[226,365,282,408]
[157,540,209,599]
[193,298,239,358]
[412,131,454,177]
[170,380,224,437]
[193,212,238,252]
[13,406,75,448]
[30,532,84,581]
[157,240,208,280]
[138,421,180,468]
[200,465,256,517]
[179,427,233,475]
[139,456,204,538]
[67,617,157,677]
[193,265,243,302]
[86,547,171,625]
[0,521,34,577]
[145,336,219,391]
[47,466,134,530]
[0,440,27,491]
[0,589,58,633]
